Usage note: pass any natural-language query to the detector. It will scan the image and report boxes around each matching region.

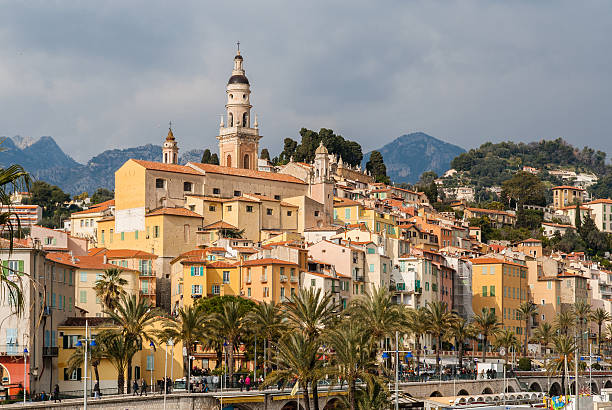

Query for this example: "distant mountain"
[362,132,465,183]
[0,136,207,195]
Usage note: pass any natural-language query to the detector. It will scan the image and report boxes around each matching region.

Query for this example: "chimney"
[103,255,107,264]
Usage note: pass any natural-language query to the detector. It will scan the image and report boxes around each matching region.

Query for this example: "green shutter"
[18,260,24,275]
[2,260,8,275]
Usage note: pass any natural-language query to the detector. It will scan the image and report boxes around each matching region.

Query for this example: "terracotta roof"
[131,159,203,175]
[552,185,585,191]
[558,205,591,211]
[245,194,279,202]
[71,200,115,215]
[45,252,79,267]
[465,207,514,217]
[305,271,349,280]
[100,249,157,259]
[587,199,612,205]
[0,237,30,249]
[47,253,139,271]
[206,247,227,253]
[233,247,258,253]
[542,222,573,228]
[187,162,306,184]
[519,238,542,243]
[147,207,202,218]
[303,225,343,232]
[87,247,107,256]
[280,201,299,208]
[207,261,236,268]
[184,195,227,202]
[333,197,361,207]
[173,249,208,263]
[470,257,526,268]
[241,258,298,266]
[200,221,238,231]
[98,216,115,222]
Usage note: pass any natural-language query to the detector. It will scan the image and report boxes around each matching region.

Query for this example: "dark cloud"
[0,1,610,162]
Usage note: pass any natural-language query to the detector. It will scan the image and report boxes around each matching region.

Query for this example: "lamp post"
[23,347,28,404]
[163,339,171,410]
[75,320,96,410]
[149,341,155,394]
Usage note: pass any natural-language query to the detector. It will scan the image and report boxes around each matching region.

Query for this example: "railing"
[354,276,365,282]
[0,345,24,356]
[43,346,59,357]
[290,275,298,283]
[280,275,288,283]
[140,289,156,296]
[331,286,340,293]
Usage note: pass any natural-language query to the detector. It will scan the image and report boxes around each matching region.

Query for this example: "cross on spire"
[237,41,240,53]
[169,120,172,130]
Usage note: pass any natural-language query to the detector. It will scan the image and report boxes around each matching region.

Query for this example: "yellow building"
[333,197,399,238]
[552,185,586,209]
[471,257,529,337]
[241,258,300,303]
[57,317,184,394]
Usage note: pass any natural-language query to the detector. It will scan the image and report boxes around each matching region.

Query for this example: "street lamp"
[76,320,96,410]
[149,341,155,394]
[163,339,171,410]
[23,347,28,404]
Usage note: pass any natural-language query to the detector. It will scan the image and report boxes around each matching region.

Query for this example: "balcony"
[139,271,155,277]
[0,345,23,356]
[354,275,365,282]
[140,289,156,297]
[331,286,340,293]
[43,346,59,357]
[280,275,288,283]
[290,275,298,283]
[414,287,422,294]
[260,275,267,283]
[396,283,406,291]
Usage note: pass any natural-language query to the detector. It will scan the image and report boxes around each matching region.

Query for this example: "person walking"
[245,375,251,392]
[94,381,101,399]
[140,378,147,396]
[133,379,139,396]
[53,384,61,403]
[239,375,244,392]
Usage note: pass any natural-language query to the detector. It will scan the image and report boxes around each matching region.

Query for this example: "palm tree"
[264,333,324,410]
[0,162,30,314]
[97,331,137,394]
[534,322,555,369]
[93,268,128,312]
[104,294,161,394]
[472,308,501,362]
[573,302,592,353]
[207,300,248,384]
[157,305,207,391]
[605,323,612,357]
[246,301,286,377]
[405,307,429,376]
[285,287,336,410]
[352,378,391,410]
[66,340,105,389]
[591,308,610,356]
[517,301,538,356]
[424,301,454,376]
[448,316,475,372]
[546,335,576,395]
[494,329,520,366]
[555,310,575,336]
[324,320,378,410]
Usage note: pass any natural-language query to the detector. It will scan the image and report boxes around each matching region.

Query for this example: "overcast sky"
[1,1,611,162]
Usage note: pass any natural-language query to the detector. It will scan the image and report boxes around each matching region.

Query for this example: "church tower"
[310,142,334,224]
[217,46,261,170]
[162,124,179,164]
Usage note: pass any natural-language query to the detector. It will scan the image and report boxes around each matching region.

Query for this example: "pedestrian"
[133,379,139,396]
[94,381,101,399]
[53,384,61,403]
[140,378,147,396]
[212,375,219,390]
[239,375,244,392]
[245,375,251,391]
[40,391,46,401]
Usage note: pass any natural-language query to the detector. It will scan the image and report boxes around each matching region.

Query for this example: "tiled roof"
[100,249,158,259]
[184,194,228,202]
[87,247,107,256]
[147,207,202,218]
[200,221,238,230]
[207,261,236,268]
[552,185,585,191]
[470,257,525,267]
[71,200,115,215]
[542,222,573,228]
[59,317,115,327]
[0,237,30,249]
[587,199,612,205]
[240,258,298,266]
[333,197,361,207]
[519,238,542,243]
[47,253,139,271]
[559,205,591,211]
[465,207,514,217]
[187,162,306,184]
[131,159,203,175]
[205,247,227,253]
[233,247,258,253]
[303,225,343,232]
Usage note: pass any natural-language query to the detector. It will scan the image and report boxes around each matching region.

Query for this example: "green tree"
[93,268,127,312]
[573,301,592,352]
[91,188,113,204]
[517,301,538,356]
[405,307,429,376]
[352,378,391,410]
[74,192,89,201]
[365,151,389,184]
[97,331,137,394]
[67,338,105,388]
[246,301,286,378]
[418,171,438,185]
[24,180,73,228]
[494,329,520,366]
[533,322,554,370]
[449,316,475,372]
[210,153,219,165]
[260,148,271,161]
[555,311,575,336]
[501,171,546,207]
[424,301,454,375]
[201,148,213,164]
[591,308,611,356]
[575,202,582,231]
[472,308,501,362]
[104,294,162,394]
[157,305,207,390]
[546,335,576,395]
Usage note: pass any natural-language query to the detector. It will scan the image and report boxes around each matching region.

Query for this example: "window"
[80,271,87,282]
[121,232,124,241]
[287,211,292,216]
[101,230,105,244]
[247,288,251,297]
[135,230,139,239]
[153,226,160,238]
[190,266,204,276]
[146,354,154,371]
[263,287,269,297]
[280,287,285,299]
[266,208,273,216]
[191,285,202,295]
[209,205,216,212]
[226,206,232,211]
[344,208,351,219]
[369,264,374,272]
[223,271,230,284]
[212,285,220,295]
[482,266,488,275]
[246,205,254,213]
[79,290,87,303]
[547,281,552,290]
[314,210,319,217]
[425,282,429,291]
[184,224,190,242]
[234,190,241,197]
[490,286,495,296]
[274,195,281,200]
[482,286,487,297]
[367,247,375,254]
[311,279,316,287]
[213,188,220,195]
[184,182,193,192]
[155,178,165,189]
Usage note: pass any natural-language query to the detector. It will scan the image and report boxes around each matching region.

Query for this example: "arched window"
[243,154,249,169]
[226,155,232,167]
[163,153,167,163]
[229,113,233,127]
[242,113,248,127]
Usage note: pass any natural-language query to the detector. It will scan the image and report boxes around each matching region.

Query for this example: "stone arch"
[0,363,10,384]
[281,401,305,410]
[233,405,255,410]
[430,391,442,397]
[549,382,561,396]
[323,398,342,409]
[482,387,493,394]
[505,385,516,393]
[570,382,576,395]
[529,382,541,392]
[243,112,248,127]
[243,154,250,169]
[605,380,612,389]
[458,389,469,396]
[229,113,234,127]
[227,154,232,167]
[591,382,599,394]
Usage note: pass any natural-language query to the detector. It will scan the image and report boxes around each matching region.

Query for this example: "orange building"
[240,258,300,303]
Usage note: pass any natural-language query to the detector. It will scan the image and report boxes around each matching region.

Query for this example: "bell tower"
[217,44,261,170]
[162,123,179,164]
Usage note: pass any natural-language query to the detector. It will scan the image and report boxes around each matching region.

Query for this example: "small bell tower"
[162,122,179,164]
